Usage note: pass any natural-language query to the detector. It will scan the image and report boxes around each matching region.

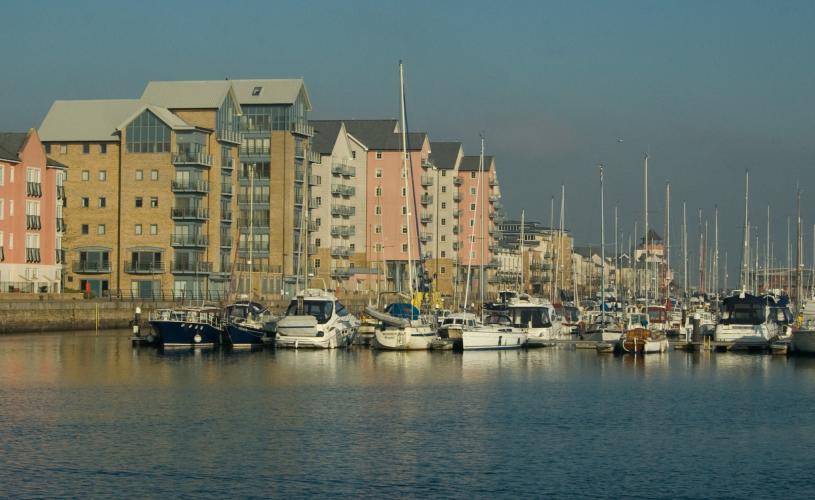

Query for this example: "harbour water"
[2,331,815,498]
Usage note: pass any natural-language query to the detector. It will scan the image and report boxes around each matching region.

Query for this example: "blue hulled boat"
[149,306,223,347]
[222,300,276,348]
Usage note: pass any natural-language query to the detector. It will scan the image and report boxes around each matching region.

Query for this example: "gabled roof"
[46,157,69,169]
[141,80,241,112]
[231,79,311,109]
[341,120,426,151]
[39,99,142,142]
[0,132,28,162]
[310,120,343,155]
[429,141,461,170]
[116,105,194,132]
[459,155,495,172]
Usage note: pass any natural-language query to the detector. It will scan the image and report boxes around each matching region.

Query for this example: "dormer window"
[252,87,262,96]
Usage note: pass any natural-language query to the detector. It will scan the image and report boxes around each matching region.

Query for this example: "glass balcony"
[124,260,164,274]
[308,175,320,186]
[420,193,433,205]
[308,150,321,164]
[419,232,432,242]
[173,151,213,167]
[330,246,353,257]
[452,209,462,218]
[217,129,242,145]
[171,261,212,274]
[420,213,433,224]
[171,207,209,220]
[221,182,233,196]
[171,179,209,193]
[453,192,462,202]
[330,204,355,216]
[73,261,111,273]
[222,157,235,170]
[171,234,209,247]
[421,175,433,187]
[221,210,233,222]
[331,267,354,278]
[330,225,355,237]
[331,184,355,197]
[291,122,315,137]
[331,163,356,177]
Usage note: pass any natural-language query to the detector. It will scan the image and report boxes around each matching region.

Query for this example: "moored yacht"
[222,299,275,348]
[368,302,437,350]
[714,293,783,349]
[461,311,526,350]
[276,289,359,349]
[505,294,561,346]
[149,305,223,348]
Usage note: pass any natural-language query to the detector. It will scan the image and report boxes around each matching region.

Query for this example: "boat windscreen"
[286,300,334,324]
[720,302,765,325]
[511,307,551,328]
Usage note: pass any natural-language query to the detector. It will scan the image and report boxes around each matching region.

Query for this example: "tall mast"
[633,221,639,298]
[766,205,770,292]
[698,208,704,293]
[683,201,688,299]
[550,196,555,301]
[665,183,670,299]
[249,163,255,296]
[788,216,792,295]
[559,185,566,301]
[479,137,486,321]
[797,188,802,312]
[614,205,619,304]
[398,62,414,298]
[714,206,719,300]
[599,164,606,320]
[740,171,749,292]
[520,209,525,292]
[643,154,649,315]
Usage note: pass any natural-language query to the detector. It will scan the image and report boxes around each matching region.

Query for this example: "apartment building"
[0,130,65,293]
[309,120,370,290]
[499,219,574,299]
[427,141,463,299]
[39,83,241,299]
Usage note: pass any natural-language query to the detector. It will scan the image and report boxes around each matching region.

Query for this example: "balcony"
[331,267,354,278]
[124,260,164,274]
[453,192,461,202]
[331,246,353,258]
[419,232,432,242]
[171,261,212,274]
[310,197,322,208]
[26,182,42,197]
[56,218,66,233]
[73,261,111,273]
[294,168,305,183]
[25,248,41,263]
[295,147,305,159]
[331,163,356,177]
[308,150,321,164]
[420,213,433,224]
[171,234,209,247]
[291,122,315,137]
[308,175,320,186]
[420,193,433,205]
[237,215,269,228]
[489,211,496,220]
[453,225,461,234]
[331,225,355,237]
[217,129,242,145]
[452,243,460,251]
[453,176,463,186]
[294,194,304,206]
[489,194,500,203]
[26,215,41,230]
[173,151,213,167]
[171,179,209,193]
[331,184,355,197]
[489,177,497,187]
[306,220,318,232]
[220,235,233,248]
[331,204,355,217]
[171,207,209,220]
[222,157,235,170]
[421,175,433,187]
[421,158,433,168]
[221,210,233,222]
[221,182,233,196]
[56,185,66,200]
[452,209,462,218]
[55,249,65,264]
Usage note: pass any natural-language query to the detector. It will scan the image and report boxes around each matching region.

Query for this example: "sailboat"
[621,154,668,354]
[370,62,436,350]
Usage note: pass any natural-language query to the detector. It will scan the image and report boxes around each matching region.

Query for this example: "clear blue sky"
[4,0,815,284]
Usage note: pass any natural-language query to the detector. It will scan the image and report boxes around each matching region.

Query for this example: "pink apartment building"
[0,129,66,293]
[457,155,498,271]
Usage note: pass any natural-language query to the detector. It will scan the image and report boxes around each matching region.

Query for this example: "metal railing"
[421,175,433,187]
[452,209,462,218]
[217,129,242,145]
[222,157,235,170]
[452,192,461,202]
[26,215,41,230]
[124,260,164,274]
[419,232,432,242]
[331,184,355,196]
[331,225,355,237]
[73,261,111,273]
[330,204,355,216]
[172,151,213,166]
[221,182,233,196]
[26,182,42,197]
[420,193,433,205]
[221,210,233,222]
[453,176,463,186]
[171,207,209,220]
[331,247,353,257]
[308,175,320,186]
[25,248,41,263]
[171,261,213,273]
[291,122,315,137]
[308,150,321,164]
[171,234,209,247]
[420,213,433,224]
[171,179,209,193]
[331,163,356,177]
[56,218,66,232]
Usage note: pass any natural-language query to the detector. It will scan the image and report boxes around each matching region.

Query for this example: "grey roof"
[0,132,28,162]
[46,157,69,168]
[429,141,461,170]
[341,120,426,151]
[310,120,343,155]
[117,105,193,132]
[39,99,142,142]
[459,155,495,172]
[141,80,238,110]
[230,79,311,109]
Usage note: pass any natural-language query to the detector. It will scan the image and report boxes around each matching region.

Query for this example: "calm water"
[2,331,815,498]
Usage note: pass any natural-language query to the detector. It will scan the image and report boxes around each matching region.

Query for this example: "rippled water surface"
[2,331,815,498]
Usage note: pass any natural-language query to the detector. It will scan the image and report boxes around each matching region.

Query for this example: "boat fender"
[193,333,202,344]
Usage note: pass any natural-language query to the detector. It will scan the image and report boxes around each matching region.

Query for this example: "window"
[375,205,382,215]
[0,166,3,185]
[374,225,382,234]
[82,143,90,154]
[44,144,51,154]
[441,218,446,225]
[99,170,107,181]
[441,170,446,177]
[441,186,447,193]
[0,199,4,219]
[135,170,143,181]
[441,235,446,242]
[81,170,90,181]
[314,258,321,269]
[135,197,143,208]
[314,196,321,207]
[351,151,356,159]
[470,187,476,195]
[401,225,407,234]
[315,238,321,248]
[8,200,12,216]
[59,144,67,154]
[98,197,106,208]
[81,224,89,235]
[441,253,446,259]
[315,218,321,227]
[401,187,406,197]
[135,224,142,235]
[471,172,476,179]
[375,151,383,160]
[151,170,159,180]
[252,86,262,96]
[98,224,106,235]
[401,167,406,178]
[350,243,355,251]
[100,144,107,154]
[81,197,90,208]
[401,244,408,253]
[375,243,383,252]
[150,197,158,208]
[125,110,171,153]
[470,219,475,227]
[150,224,158,235]
[375,187,382,197]
[9,168,13,183]
[375,168,383,178]
[470,203,476,211]
[401,206,407,215]
[441,202,446,209]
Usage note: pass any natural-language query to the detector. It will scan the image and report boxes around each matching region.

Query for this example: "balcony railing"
[221,182,233,196]
[171,261,213,274]
[171,234,209,247]
[173,151,213,167]
[308,150,321,164]
[453,225,461,234]
[55,249,65,264]
[294,147,305,159]
[291,122,315,137]
[56,218,66,232]
[222,157,235,170]
[331,184,355,197]
[73,261,111,273]
[56,185,66,200]
[420,194,433,205]
[25,248,41,263]
[421,175,433,187]
[171,179,209,193]
[221,210,233,222]
[124,260,164,274]
[27,182,42,197]
[26,215,41,230]
[308,175,320,186]
[331,267,353,278]
[421,158,433,168]
[453,192,461,202]
[310,197,322,208]
[453,176,463,186]
[331,163,356,177]
[420,213,433,224]
[331,225,355,237]
[220,234,233,248]
[294,168,305,183]
[489,177,497,187]
[419,233,432,242]
[452,209,462,218]
[331,204,355,216]
[331,247,353,257]
[171,207,209,220]
[217,129,242,145]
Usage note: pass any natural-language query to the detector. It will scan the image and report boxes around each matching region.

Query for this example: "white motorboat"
[437,312,480,340]
[461,312,526,350]
[714,293,783,349]
[276,289,359,349]
[505,294,562,346]
[791,299,815,354]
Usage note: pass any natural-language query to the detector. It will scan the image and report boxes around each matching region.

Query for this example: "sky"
[3,0,815,285]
